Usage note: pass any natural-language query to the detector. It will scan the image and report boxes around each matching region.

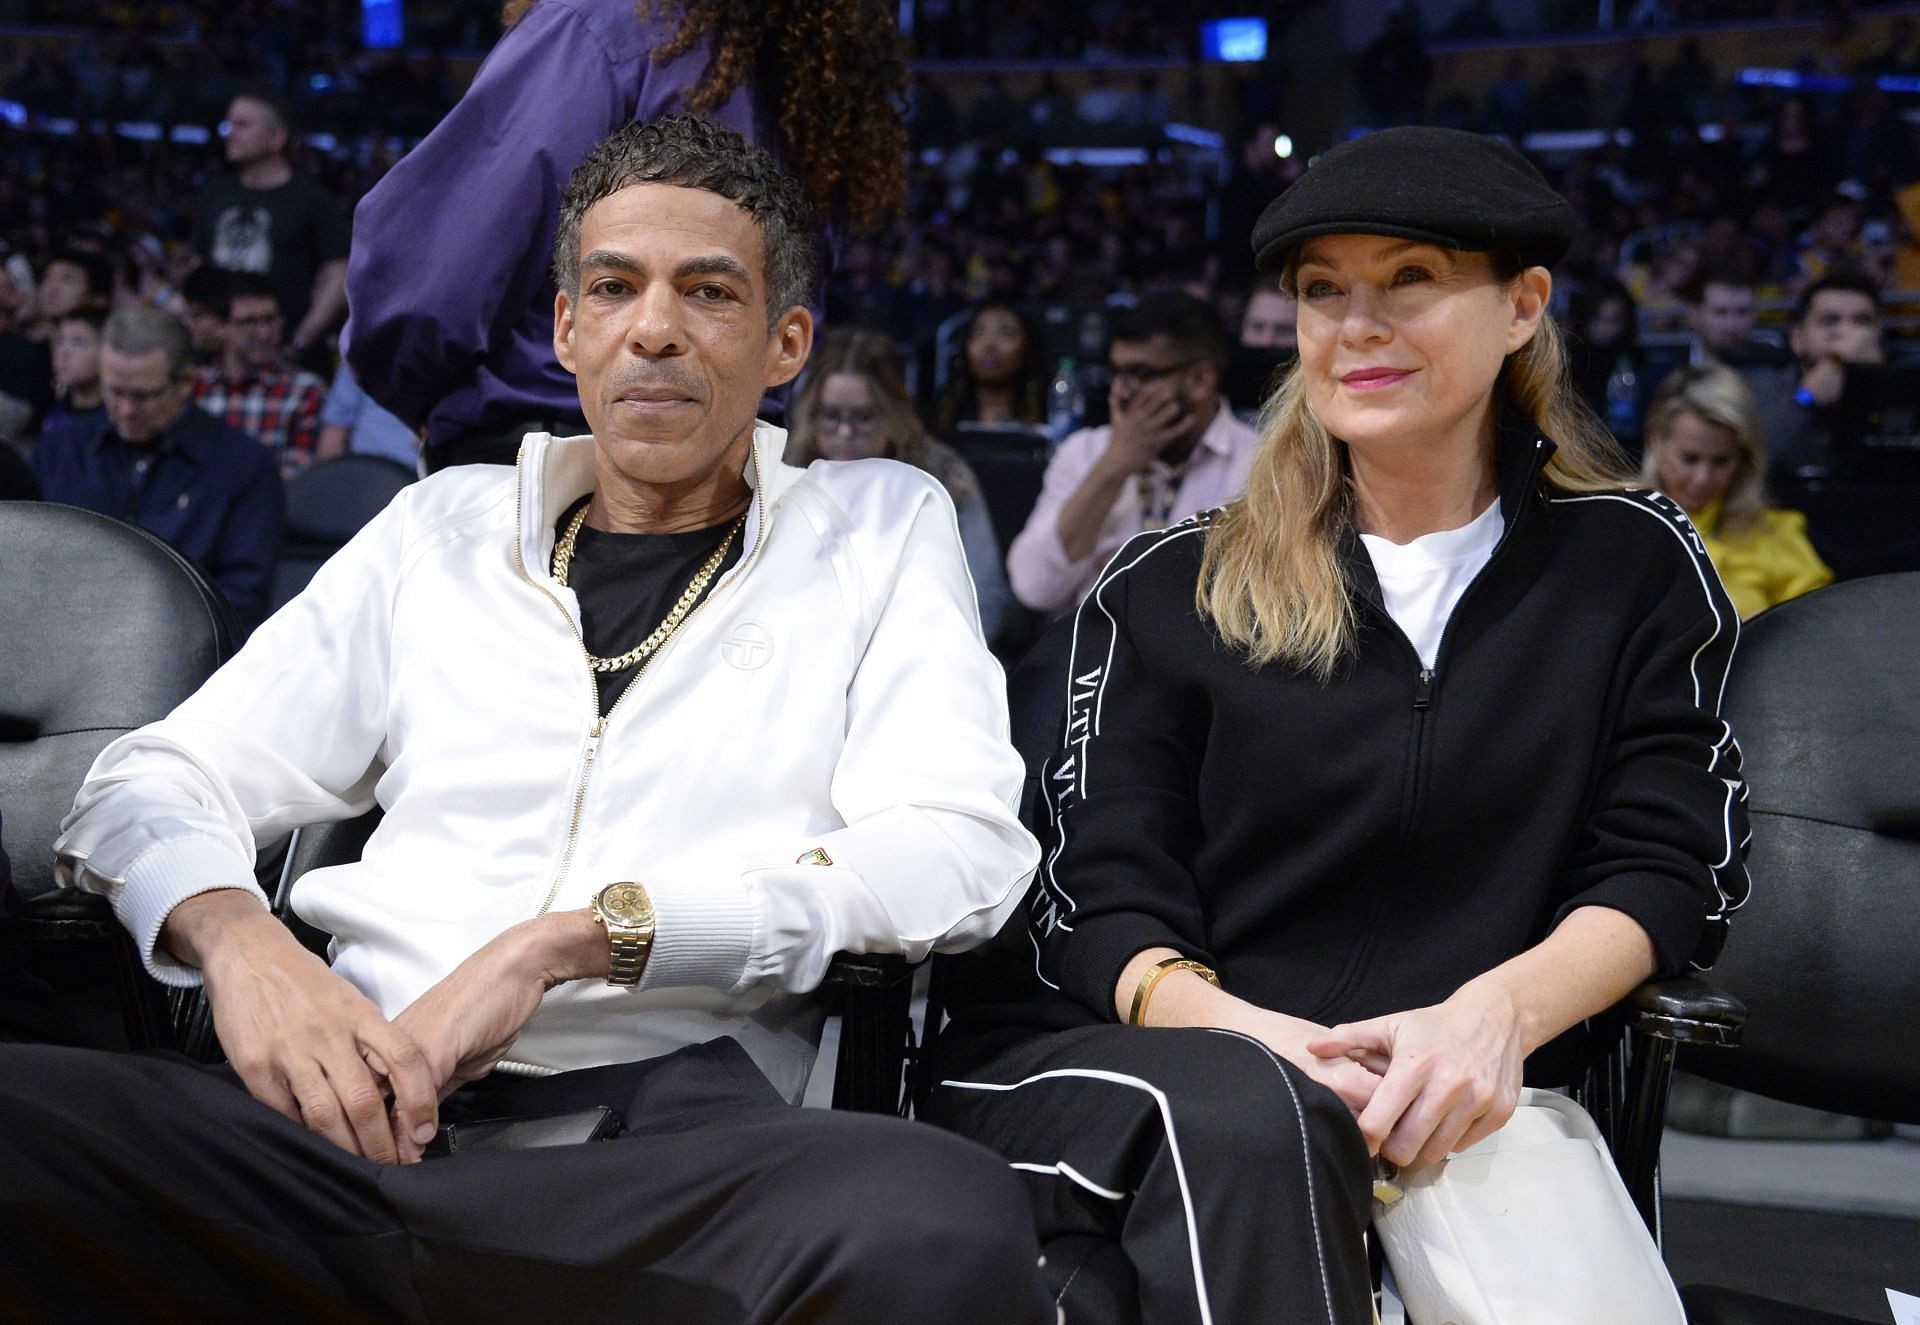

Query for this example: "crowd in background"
[9,6,1920,374]
[5,1,1918,643]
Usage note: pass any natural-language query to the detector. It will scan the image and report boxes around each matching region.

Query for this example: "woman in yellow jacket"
[1642,363,1832,618]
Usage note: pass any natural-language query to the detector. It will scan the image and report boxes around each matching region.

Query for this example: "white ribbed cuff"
[636,877,759,995]
[115,835,269,987]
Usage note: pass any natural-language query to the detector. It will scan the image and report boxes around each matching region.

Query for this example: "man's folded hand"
[163,889,439,1164]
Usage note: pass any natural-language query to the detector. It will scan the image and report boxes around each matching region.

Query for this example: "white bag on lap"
[1371,1088,1685,1325]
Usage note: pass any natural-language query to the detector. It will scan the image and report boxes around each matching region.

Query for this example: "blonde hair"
[1640,362,1769,537]
[1197,264,1629,678]
[789,328,981,507]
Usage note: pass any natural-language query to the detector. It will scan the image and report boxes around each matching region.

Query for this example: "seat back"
[949,423,1053,559]
[270,455,415,611]
[0,503,236,900]
[1006,612,1079,826]
[1683,574,1920,1122]
[1772,476,1920,580]
[916,614,1077,1108]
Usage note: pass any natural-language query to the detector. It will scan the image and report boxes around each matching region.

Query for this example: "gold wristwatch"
[590,882,655,987]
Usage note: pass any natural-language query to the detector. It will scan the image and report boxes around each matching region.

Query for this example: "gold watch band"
[606,927,649,986]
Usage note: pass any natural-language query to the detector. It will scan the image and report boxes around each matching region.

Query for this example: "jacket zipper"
[1317,436,1550,1018]
[1378,438,1550,829]
[514,443,773,918]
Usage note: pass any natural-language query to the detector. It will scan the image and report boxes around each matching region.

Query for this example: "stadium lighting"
[363,0,404,50]
[1736,67,1850,93]
[1274,134,1294,160]
[1165,122,1226,149]
[1199,18,1267,63]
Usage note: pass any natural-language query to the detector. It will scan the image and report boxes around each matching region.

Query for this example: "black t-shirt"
[555,497,744,716]
[194,173,350,331]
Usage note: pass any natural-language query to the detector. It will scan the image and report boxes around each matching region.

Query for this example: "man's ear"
[1787,323,1805,361]
[764,305,814,389]
[553,288,577,375]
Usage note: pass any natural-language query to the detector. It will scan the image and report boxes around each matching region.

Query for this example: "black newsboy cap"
[1251,126,1577,274]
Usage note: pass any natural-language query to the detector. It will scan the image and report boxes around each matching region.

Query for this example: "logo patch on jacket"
[722,623,773,670]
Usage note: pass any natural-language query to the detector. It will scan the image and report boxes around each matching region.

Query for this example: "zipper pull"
[587,717,605,748]
[1414,669,1435,711]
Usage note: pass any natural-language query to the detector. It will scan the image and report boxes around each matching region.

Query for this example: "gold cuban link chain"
[551,503,747,674]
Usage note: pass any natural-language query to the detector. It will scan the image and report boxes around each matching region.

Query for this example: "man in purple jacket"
[345,0,909,472]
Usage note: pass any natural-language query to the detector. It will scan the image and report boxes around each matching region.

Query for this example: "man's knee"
[795,1117,1051,1322]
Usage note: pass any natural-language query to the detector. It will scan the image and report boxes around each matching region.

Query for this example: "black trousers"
[925,1024,1376,1325]
[0,1038,1052,1324]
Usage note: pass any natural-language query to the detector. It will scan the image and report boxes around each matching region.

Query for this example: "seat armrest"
[1624,975,1745,1048]
[822,952,918,1115]
[10,885,118,931]
[822,951,913,990]
[6,882,173,1052]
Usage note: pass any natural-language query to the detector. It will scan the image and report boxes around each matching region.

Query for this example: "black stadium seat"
[270,454,416,612]
[949,422,1053,560]
[0,502,237,1047]
[1773,477,1920,582]
[1674,574,1920,1325]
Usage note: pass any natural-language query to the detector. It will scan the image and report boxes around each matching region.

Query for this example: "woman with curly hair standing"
[347,0,909,471]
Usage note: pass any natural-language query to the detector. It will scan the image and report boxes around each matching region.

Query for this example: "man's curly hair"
[552,115,816,324]
[504,0,906,229]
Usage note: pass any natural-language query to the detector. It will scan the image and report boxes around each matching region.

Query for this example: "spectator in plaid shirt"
[191,272,326,479]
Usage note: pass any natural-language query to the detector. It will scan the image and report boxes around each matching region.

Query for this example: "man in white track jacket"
[0,115,1051,1325]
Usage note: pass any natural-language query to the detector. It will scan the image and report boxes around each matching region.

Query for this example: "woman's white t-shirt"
[1358,500,1504,670]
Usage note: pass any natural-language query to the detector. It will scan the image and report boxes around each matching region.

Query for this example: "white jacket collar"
[514,420,801,584]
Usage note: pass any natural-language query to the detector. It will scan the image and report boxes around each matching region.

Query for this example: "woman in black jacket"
[926,127,1748,1325]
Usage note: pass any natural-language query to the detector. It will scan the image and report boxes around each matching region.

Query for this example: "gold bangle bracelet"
[1128,957,1221,1027]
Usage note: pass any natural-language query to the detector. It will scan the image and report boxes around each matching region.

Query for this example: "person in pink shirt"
[1006,292,1259,612]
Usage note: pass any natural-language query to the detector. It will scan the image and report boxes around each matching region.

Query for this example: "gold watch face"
[596,882,653,928]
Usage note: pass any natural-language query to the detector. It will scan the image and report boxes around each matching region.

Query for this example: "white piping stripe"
[1550,491,1735,711]
[1046,525,1209,937]
[939,1067,1218,1325]
[1202,1029,1339,1325]
[1550,490,1748,921]
[1079,523,1209,793]
[1008,1160,1130,1201]
[1026,926,1061,990]
[1036,755,1076,932]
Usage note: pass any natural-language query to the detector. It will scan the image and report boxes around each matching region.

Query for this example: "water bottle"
[1048,356,1083,445]
[1604,354,1638,439]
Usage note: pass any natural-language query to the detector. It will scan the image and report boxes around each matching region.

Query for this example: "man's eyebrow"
[580,250,643,277]
[674,255,754,286]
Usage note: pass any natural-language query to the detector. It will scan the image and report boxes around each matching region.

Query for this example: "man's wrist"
[520,908,612,987]
[160,887,277,971]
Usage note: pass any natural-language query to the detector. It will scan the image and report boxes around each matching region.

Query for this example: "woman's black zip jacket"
[939,421,1751,1081]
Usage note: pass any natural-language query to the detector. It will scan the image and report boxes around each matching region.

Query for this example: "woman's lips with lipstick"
[1340,367,1414,391]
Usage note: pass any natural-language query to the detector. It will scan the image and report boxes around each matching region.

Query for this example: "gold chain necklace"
[551,502,746,674]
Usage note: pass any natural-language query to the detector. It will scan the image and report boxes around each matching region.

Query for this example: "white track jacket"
[55,425,1038,1101]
